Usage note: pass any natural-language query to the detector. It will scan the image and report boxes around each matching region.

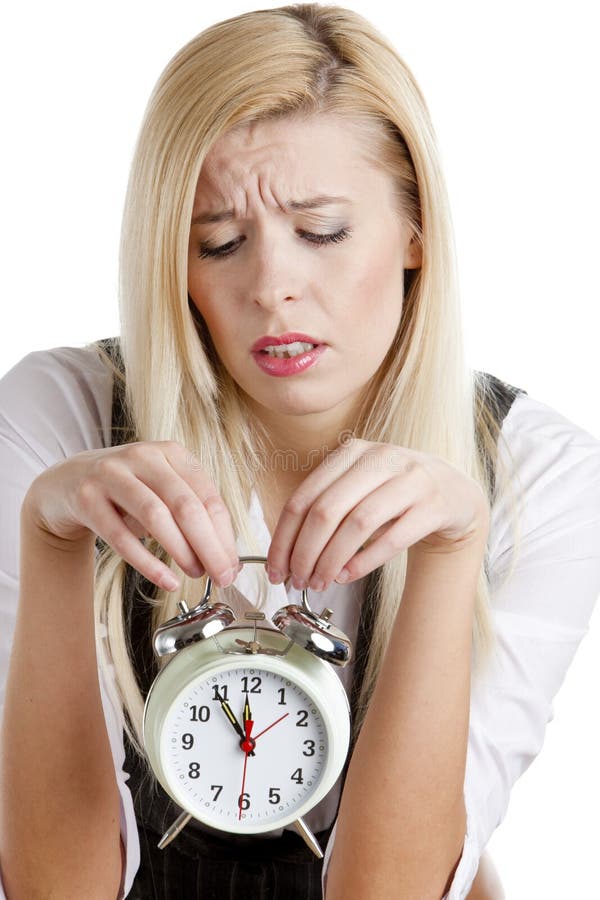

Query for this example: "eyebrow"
[191,195,352,225]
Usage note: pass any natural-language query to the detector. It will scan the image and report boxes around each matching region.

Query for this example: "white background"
[1,2,598,896]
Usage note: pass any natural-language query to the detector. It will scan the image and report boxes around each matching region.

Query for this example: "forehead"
[192,114,385,216]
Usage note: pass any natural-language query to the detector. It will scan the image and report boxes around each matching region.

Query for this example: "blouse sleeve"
[322,392,600,900]
[0,347,140,899]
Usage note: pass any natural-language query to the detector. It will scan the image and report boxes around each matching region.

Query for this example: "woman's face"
[187,113,421,434]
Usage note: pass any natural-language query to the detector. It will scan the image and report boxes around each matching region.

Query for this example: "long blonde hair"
[89,3,524,765]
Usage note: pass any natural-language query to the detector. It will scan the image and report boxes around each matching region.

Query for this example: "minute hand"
[215,688,256,756]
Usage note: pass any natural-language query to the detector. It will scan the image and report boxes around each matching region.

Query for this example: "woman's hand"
[266,438,490,591]
[22,441,241,590]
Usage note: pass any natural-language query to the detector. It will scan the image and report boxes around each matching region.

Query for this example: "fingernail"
[160,572,179,591]
[218,567,236,587]
[309,574,325,591]
[267,568,283,584]
[335,568,351,583]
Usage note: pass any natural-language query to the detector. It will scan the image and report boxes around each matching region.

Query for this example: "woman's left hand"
[265,438,490,591]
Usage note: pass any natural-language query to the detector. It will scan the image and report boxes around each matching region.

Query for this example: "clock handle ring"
[203,554,316,616]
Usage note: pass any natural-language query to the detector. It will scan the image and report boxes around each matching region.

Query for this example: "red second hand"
[253,712,290,740]
[238,718,254,821]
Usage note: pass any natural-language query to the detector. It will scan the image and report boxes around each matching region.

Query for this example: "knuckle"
[93,455,123,480]
[282,494,308,518]
[171,492,199,519]
[354,505,379,533]
[393,452,417,476]
[77,478,100,510]
[310,502,334,527]
[138,497,167,528]
[203,492,227,515]
[125,442,162,467]
[125,442,150,462]
[158,439,184,457]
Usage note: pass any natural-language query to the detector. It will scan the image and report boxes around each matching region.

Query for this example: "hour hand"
[215,688,255,756]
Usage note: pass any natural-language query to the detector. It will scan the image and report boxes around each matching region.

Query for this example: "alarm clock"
[142,555,352,858]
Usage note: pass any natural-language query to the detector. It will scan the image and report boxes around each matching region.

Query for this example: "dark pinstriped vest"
[94,337,526,899]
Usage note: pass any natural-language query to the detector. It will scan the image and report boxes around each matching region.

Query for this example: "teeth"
[262,341,317,358]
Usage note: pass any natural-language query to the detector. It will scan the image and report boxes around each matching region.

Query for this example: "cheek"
[350,249,404,328]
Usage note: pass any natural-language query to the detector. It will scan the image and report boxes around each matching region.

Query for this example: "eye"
[197,227,352,260]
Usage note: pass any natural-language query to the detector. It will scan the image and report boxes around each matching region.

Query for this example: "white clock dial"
[160,664,328,832]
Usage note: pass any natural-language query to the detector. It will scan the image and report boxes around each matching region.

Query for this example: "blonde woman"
[1,4,599,899]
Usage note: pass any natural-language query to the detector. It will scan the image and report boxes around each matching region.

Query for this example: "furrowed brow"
[191,195,352,225]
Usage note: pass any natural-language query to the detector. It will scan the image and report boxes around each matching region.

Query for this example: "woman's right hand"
[22,441,242,590]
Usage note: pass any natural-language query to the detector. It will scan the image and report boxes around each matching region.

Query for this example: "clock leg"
[157,810,193,849]
[291,817,324,858]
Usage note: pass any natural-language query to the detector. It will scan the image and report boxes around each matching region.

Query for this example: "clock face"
[160,663,329,832]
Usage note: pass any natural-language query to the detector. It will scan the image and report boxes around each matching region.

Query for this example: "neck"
[249,403,360,488]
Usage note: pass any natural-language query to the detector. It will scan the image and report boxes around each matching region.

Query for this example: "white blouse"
[1,344,600,900]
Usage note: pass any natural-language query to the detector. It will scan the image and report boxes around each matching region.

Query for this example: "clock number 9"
[181,733,194,750]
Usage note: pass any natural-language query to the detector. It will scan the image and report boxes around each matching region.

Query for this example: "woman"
[1,4,599,898]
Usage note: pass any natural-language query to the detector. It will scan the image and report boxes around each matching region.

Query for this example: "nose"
[247,226,300,311]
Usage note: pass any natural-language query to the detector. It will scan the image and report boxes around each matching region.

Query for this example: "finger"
[303,476,415,588]
[328,501,437,583]
[280,448,405,587]
[103,468,210,577]
[267,440,367,580]
[165,444,240,561]
[162,443,240,568]
[118,474,238,586]
[114,504,153,541]
[92,494,183,591]
[133,448,240,582]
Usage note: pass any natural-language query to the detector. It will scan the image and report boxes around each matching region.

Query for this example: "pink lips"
[251,336,327,378]
[250,332,323,352]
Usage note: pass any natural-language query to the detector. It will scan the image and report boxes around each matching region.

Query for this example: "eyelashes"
[197,227,352,260]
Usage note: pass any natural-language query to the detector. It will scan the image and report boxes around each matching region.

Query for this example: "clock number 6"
[238,792,251,811]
